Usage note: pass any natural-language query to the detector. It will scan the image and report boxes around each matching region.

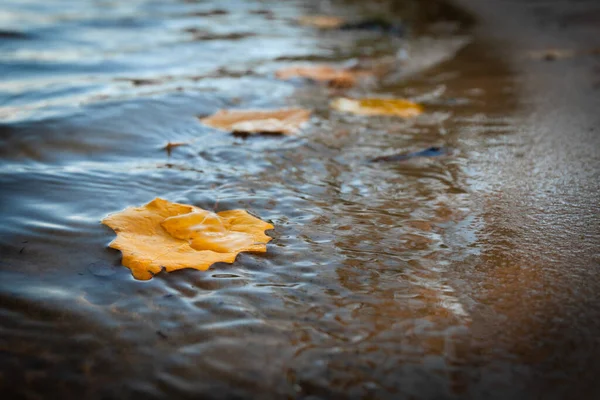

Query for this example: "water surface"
[1,0,581,398]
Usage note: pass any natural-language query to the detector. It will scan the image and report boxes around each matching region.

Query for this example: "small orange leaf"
[102,198,273,280]
[298,15,346,29]
[275,65,370,88]
[331,97,423,118]
[199,108,311,135]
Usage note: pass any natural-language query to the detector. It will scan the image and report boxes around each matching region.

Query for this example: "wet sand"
[450,0,600,397]
[446,0,600,399]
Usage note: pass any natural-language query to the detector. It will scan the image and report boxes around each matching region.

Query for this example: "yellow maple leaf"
[331,97,423,118]
[199,108,311,135]
[102,198,273,280]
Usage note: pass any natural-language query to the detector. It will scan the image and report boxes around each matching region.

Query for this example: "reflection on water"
[0,0,562,398]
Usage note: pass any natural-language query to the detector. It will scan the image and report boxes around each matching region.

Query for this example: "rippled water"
[0,0,578,398]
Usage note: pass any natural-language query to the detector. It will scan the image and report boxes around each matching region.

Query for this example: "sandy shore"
[450,0,600,397]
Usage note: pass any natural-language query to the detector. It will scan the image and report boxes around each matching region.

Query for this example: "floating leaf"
[331,97,423,118]
[199,108,311,135]
[297,15,346,29]
[102,198,273,280]
[275,65,371,88]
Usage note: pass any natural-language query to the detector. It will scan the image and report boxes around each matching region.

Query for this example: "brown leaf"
[199,108,311,135]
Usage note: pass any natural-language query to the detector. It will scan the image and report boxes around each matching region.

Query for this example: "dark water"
[2,0,597,399]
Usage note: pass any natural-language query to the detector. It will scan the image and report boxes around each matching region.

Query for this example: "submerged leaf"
[331,97,423,118]
[102,198,273,280]
[297,15,346,29]
[199,108,311,135]
[275,65,370,88]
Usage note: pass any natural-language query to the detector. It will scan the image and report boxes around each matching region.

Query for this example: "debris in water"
[187,9,228,17]
[528,48,575,61]
[186,29,255,41]
[371,147,448,162]
[340,18,405,36]
[156,330,168,339]
[162,142,188,156]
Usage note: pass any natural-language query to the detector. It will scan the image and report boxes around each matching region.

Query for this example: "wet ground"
[1,0,599,399]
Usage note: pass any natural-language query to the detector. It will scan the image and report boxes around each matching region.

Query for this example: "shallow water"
[1,0,597,399]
